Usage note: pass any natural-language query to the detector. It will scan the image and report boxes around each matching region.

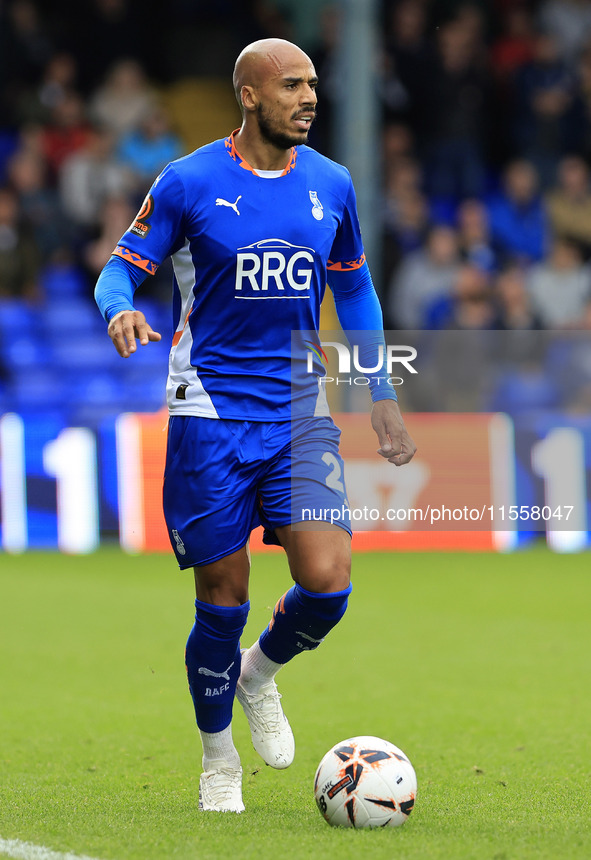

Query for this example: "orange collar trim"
[224,130,297,176]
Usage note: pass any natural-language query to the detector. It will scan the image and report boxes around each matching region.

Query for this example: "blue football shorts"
[162,415,352,568]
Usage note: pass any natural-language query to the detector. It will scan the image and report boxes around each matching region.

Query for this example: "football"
[314,735,417,828]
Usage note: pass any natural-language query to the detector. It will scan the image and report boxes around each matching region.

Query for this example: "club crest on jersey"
[234,238,315,296]
[171,528,186,555]
[309,190,324,221]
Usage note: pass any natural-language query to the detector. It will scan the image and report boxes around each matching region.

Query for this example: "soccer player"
[95,38,416,813]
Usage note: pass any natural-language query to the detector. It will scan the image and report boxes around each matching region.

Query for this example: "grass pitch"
[0,546,590,860]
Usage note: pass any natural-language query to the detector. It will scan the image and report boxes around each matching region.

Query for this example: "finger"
[377,447,403,463]
[147,327,162,343]
[388,440,417,466]
[134,317,151,346]
[377,446,393,459]
[390,450,414,466]
[114,315,137,355]
[379,429,402,459]
[108,320,130,357]
[375,428,393,456]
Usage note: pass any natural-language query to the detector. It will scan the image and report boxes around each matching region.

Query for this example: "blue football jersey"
[114,132,365,420]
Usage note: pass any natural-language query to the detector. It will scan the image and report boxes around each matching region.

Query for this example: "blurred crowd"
[2,0,591,416]
[373,0,591,334]
[0,0,286,309]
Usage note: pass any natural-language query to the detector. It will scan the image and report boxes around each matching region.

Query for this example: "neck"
[233,126,293,171]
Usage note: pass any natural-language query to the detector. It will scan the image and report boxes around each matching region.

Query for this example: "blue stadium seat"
[121,336,170,368]
[41,299,104,338]
[0,300,40,341]
[62,370,136,422]
[40,263,88,299]
[0,334,51,370]
[8,367,67,412]
[49,333,121,371]
[64,370,166,420]
[486,368,561,414]
[120,371,167,412]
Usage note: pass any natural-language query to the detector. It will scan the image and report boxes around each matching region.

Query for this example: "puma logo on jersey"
[216,195,242,215]
[197,661,235,681]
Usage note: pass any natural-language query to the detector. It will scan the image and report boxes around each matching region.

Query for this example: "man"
[95,38,416,814]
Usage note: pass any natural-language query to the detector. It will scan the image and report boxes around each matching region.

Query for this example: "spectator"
[0,186,41,300]
[538,0,591,67]
[83,194,135,277]
[417,14,490,200]
[526,236,591,326]
[382,189,429,289]
[309,5,341,157]
[425,263,495,330]
[490,4,536,84]
[381,132,429,282]
[384,185,429,257]
[6,147,69,259]
[575,43,591,157]
[545,154,591,252]
[0,129,19,185]
[382,121,415,167]
[490,263,544,369]
[116,104,183,188]
[385,0,432,138]
[379,51,410,121]
[64,0,157,94]
[512,32,579,185]
[89,59,156,140]
[161,0,289,80]
[16,122,46,159]
[487,159,549,263]
[382,156,429,255]
[456,198,497,272]
[578,298,591,329]
[0,0,54,125]
[16,52,79,126]
[59,124,134,228]
[493,263,543,330]
[41,90,92,181]
[387,224,461,329]
[83,193,172,304]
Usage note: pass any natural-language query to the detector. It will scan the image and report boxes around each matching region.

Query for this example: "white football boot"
[198,760,245,813]
[236,653,295,769]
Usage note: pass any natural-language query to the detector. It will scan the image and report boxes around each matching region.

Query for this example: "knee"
[295,548,351,594]
[194,552,249,606]
[195,575,249,606]
[307,564,350,594]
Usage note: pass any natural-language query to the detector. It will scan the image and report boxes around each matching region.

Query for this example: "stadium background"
[2,0,591,554]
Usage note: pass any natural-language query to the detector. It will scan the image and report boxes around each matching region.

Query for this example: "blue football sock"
[258,582,352,664]
[185,599,250,733]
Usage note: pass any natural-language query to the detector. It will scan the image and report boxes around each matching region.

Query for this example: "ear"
[241,85,258,112]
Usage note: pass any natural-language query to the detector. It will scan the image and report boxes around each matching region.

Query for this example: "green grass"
[0,547,590,860]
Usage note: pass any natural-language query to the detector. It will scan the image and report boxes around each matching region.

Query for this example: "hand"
[107,309,161,358]
[371,399,417,466]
